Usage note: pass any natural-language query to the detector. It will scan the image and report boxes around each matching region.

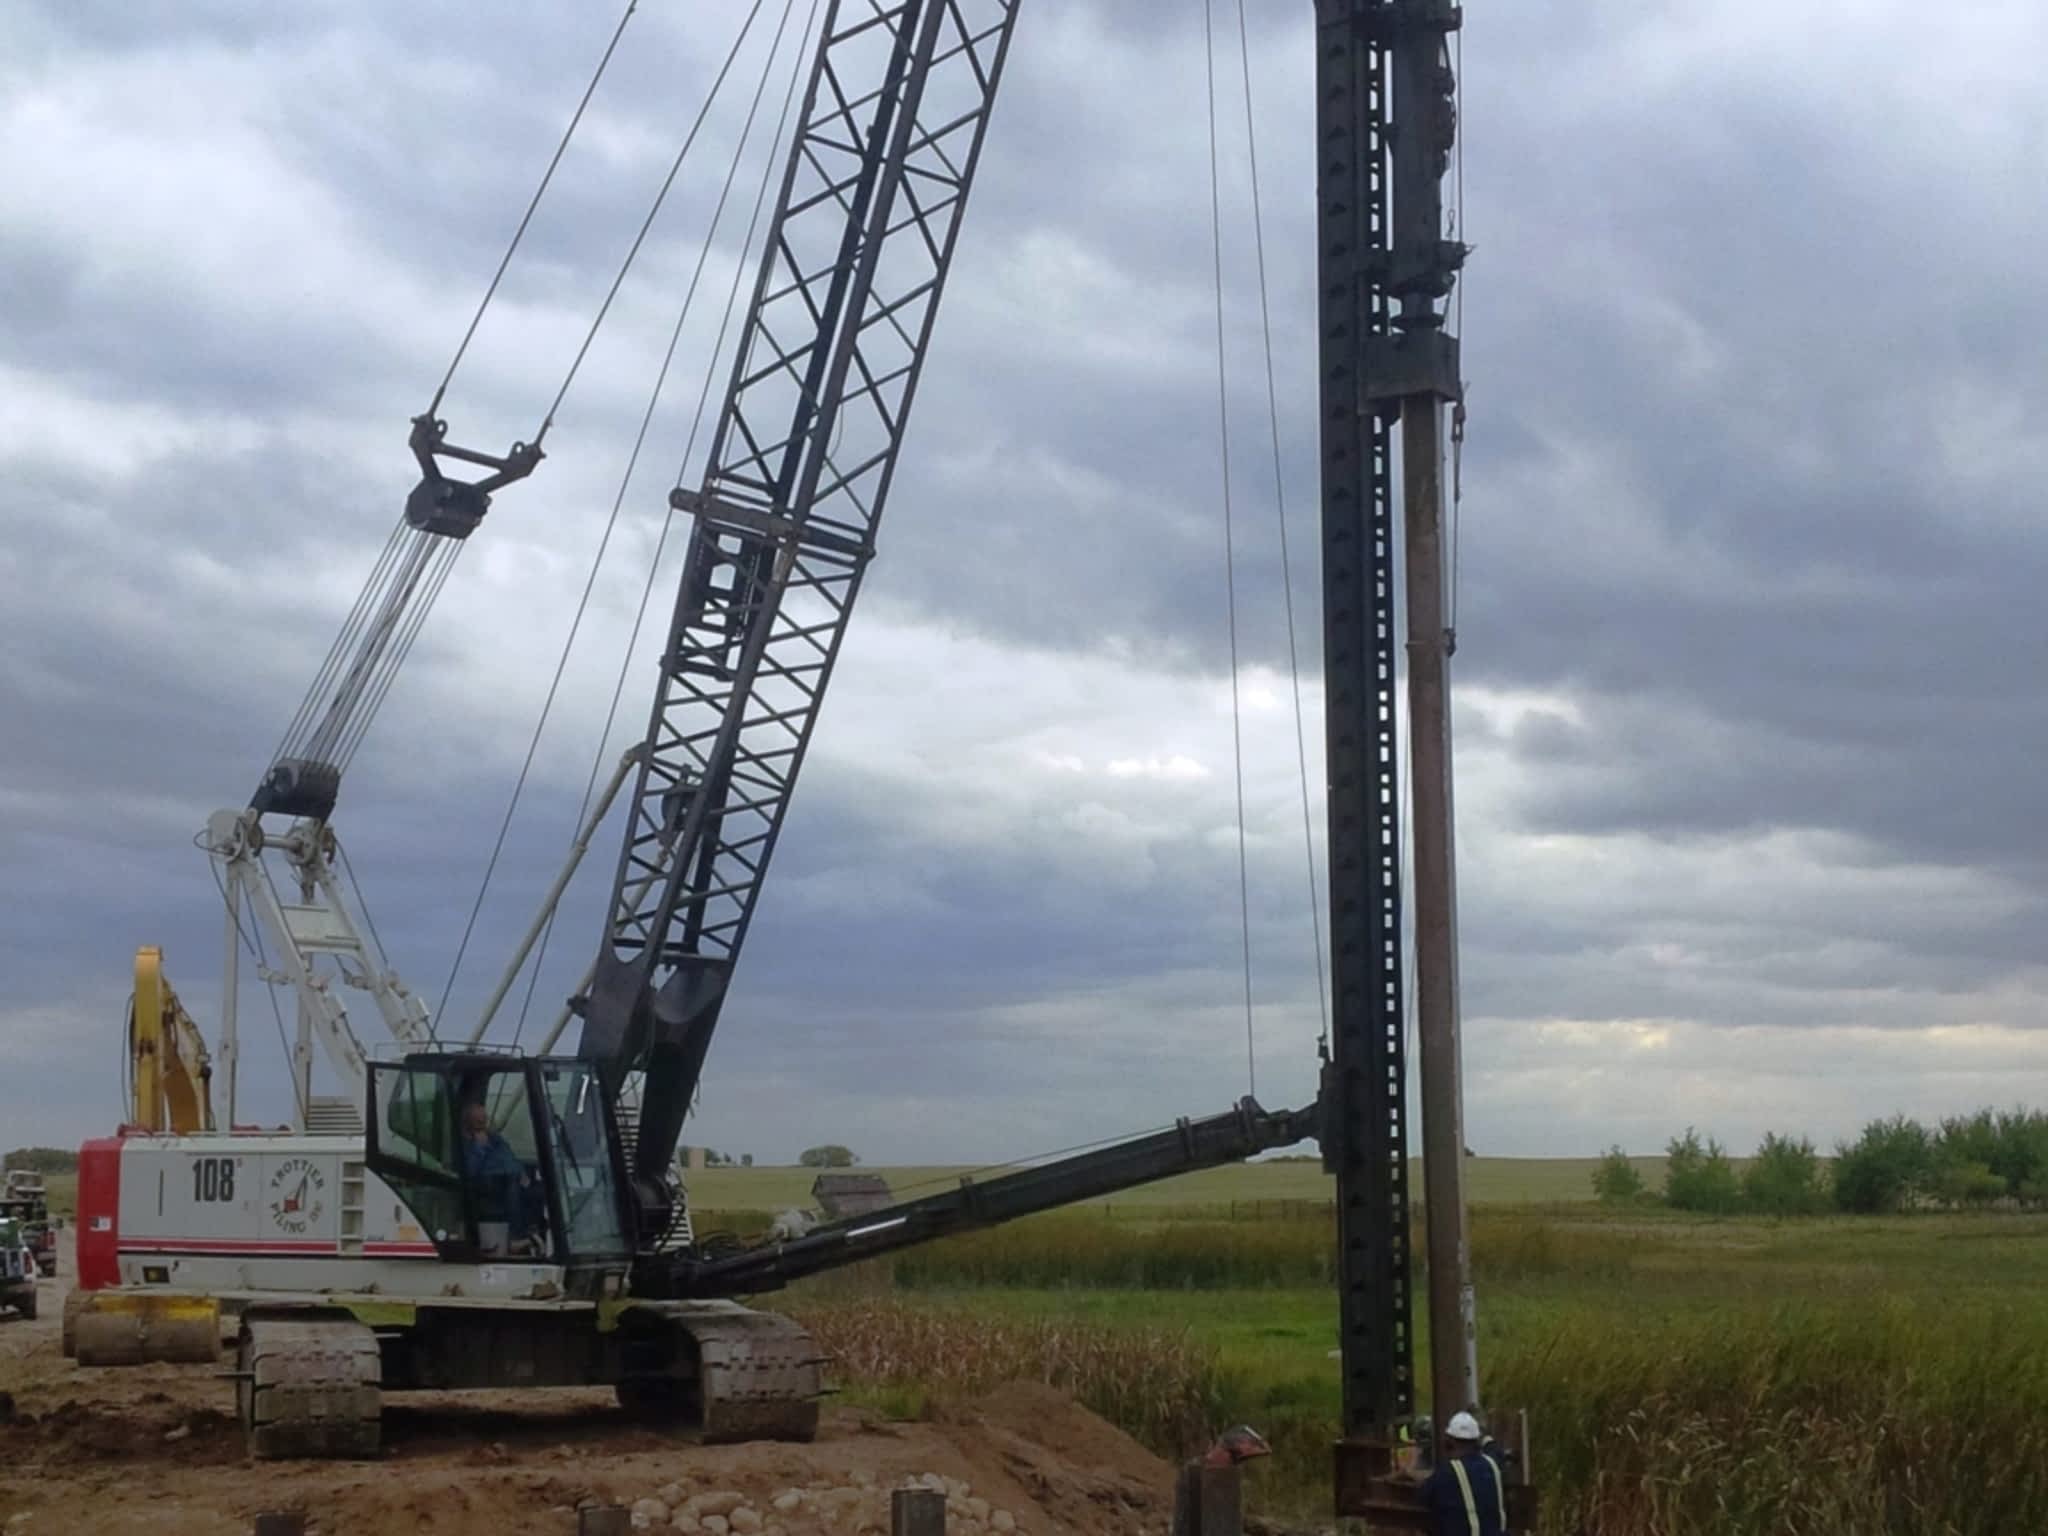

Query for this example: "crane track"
[680,1306,822,1443]
[237,1313,381,1459]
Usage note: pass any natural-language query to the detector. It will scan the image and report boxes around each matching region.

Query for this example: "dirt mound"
[0,1375,1177,1536]
[958,1382,1170,1487]
[0,1243,1180,1536]
[0,1399,1173,1536]
[5,1399,242,1466]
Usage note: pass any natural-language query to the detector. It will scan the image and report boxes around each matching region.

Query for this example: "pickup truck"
[0,1217,36,1320]
[1,1173,57,1278]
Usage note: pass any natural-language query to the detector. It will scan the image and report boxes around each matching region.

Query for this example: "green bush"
[1833,1115,1934,1213]
[1664,1128,1741,1214]
[1742,1132,1828,1216]
[1937,1110,2002,1178]
[1908,1106,2048,1207]
[1591,1145,1646,1205]
[1990,1110,2048,1204]
[1935,1160,2006,1207]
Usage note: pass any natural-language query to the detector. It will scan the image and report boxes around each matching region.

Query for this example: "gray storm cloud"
[2,0,2044,1162]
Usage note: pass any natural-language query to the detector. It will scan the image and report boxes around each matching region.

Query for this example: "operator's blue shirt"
[462,1131,529,1238]
[1421,1447,1506,1536]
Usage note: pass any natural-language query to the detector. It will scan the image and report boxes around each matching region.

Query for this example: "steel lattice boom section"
[580,0,1020,1179]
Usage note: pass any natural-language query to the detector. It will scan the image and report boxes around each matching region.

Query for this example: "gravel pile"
[622,1470,1026,1535]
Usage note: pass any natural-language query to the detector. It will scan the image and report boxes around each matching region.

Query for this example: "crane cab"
[368,1052,635,1289]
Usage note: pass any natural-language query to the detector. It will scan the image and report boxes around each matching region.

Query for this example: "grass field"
[29,1151,2043,1528]
[763,1205,2048,1535]
[25,1156,1656,1225]
[685,1153,1664,1213]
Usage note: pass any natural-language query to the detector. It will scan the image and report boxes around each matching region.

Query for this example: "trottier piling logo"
[267,1157,328,1236]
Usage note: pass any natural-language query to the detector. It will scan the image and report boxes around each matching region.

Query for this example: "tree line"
[3,1148,77,1175]
[1594,1106,2048,1215]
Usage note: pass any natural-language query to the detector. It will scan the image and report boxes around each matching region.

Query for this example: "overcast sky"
[4,0,2046,1168]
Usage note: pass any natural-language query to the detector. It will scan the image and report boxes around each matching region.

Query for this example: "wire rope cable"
[268,519,406,769]
[1204,0,1257,1099]
[1233,0,1332,1054]
[529,0,818,1033]
[511,0,824,1047]
[440,0,806,1030]
[269,2,773,806]
[276,4,763,809]
[429,0,641,417]
[538,0,774,444]
[337,541,464,772]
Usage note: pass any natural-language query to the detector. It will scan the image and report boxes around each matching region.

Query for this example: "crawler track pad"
[238,1314,381,1459]
[638,1303,820,1442]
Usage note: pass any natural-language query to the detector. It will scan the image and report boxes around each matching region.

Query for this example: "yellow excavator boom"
[131,947,214,1133]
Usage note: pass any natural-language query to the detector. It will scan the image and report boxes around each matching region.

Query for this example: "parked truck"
[1,1172,57,1278]
[0,1217,37,1320]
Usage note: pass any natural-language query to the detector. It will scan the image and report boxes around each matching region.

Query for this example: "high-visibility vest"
[1447,1452,1507,1535]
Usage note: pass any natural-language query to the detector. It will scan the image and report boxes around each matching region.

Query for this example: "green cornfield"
[754,1205,2048,1535]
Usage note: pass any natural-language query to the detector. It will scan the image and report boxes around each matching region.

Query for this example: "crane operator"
[1421,1412,1508,1536]
[462,1101,532,1255]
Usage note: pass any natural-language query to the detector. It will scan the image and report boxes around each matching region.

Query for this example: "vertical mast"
[1318,0,1467,1448]
[1316,0,1414,1440]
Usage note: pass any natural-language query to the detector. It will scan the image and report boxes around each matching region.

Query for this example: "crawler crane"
[70,3,1526,1525]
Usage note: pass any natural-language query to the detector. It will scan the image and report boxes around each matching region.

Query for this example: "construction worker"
[461,1101,531,1254]
[1421,1411,1507,1536]
[1201,1425,1271,1467]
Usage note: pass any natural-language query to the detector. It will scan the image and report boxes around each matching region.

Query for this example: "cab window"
[540,1062,629,1258]
[369,1064,467,1252]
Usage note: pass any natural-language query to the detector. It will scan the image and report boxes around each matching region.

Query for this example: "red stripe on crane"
[121,1239,341,1255]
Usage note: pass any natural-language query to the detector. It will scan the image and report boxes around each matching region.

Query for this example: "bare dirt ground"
[0,1239,1173,1536]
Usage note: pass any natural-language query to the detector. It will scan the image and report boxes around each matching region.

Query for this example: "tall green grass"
[1492,1298,2048,1535]
[778,1210,2048,1535]
[894,1212,1334,1289]
[724,1207,1642,1291]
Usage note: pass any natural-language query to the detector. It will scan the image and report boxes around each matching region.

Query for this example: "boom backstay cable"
[1204,0,1258,1099]
[264,4,773,826]
[513,0,827,1046]
[539,0,775,444]
[1233,0,1332,1054]
[428,0,640,418]
[441,0,807,1028]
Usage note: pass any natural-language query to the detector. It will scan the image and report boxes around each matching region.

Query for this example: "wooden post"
[578,1507,631,1536]
[891,1488,946,1536]
[252,1516,307,1536]
[1201,1465,1243,1536]
[1171,1461,1243,1536]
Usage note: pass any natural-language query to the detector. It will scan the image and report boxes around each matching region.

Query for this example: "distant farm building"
[812,1172,893,1220]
